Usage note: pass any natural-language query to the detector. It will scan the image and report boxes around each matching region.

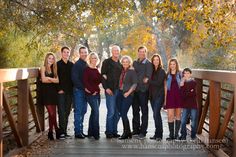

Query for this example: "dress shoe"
[113,133,120,138]
[82,133,88,137]
[75,133,85,139]
[106,134,113,139]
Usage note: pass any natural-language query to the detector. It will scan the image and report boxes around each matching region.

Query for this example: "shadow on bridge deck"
[13,99,214,157]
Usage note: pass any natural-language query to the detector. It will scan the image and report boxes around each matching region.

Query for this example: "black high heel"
[48,131,54,140]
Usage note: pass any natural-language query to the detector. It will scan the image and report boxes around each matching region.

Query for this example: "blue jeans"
[105,89,120,135]
[73,88,87,135]
[58,93,72,134]
[87,94,100,138]
[151,94,164,138]
[117,90,133,121]
[180,108,198,138]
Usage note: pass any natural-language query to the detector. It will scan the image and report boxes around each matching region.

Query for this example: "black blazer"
[149,67,166,100]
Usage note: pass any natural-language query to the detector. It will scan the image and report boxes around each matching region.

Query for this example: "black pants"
[58,93,72,134]
[132,91,149,135]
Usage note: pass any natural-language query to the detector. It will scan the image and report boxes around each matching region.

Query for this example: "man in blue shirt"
[71,46,88,139]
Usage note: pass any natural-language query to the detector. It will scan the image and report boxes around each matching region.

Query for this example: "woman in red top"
[83,52,102,140]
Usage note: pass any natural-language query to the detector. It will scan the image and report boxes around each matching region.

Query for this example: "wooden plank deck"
[14,99,214,157]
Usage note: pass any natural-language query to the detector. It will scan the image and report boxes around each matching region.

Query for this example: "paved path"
[15,99,214,157]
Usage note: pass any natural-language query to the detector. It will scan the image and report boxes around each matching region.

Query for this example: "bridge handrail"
[0,68,235,157]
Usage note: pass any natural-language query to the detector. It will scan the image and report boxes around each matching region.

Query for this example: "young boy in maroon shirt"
[179,68,198,140]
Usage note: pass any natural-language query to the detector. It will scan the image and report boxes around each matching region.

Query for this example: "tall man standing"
[57,46,73,138]
[101,45,122,138]
[71,46,88,139]
[132,46,153,139]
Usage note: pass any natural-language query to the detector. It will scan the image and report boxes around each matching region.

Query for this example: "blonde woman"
[40,53,59,140]
[83,52,102,140]
[117,55,138,139]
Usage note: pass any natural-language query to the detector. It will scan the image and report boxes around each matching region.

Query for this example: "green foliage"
[0,27,49,68]
[0,0,235,70]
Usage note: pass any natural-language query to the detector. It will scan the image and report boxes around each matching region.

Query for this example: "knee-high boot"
[175,120,181,139]
[166,122,174,140]
[119,119,132,140]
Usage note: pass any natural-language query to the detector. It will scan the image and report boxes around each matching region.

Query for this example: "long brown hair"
[43,52,57,78]
[167,58,180,75]
[151,54,163,69]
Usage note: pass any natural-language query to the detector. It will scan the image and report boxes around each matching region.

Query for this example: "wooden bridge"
[0,68,235,157]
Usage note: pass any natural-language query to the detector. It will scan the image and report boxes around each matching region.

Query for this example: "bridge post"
[0,83,3,157]
[195,78,203,130]
[234,86,236,157]
[209,81,221,147]
[17,79,29,146]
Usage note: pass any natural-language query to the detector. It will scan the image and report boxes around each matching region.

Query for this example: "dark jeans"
[105,90,120,135]
[87,94,100,138]
[58,93,72,134]
[132,91,149,135]
[73,88,88,135]
[151,94,164,138]
[117,90,133,121]
[180,108,198,139]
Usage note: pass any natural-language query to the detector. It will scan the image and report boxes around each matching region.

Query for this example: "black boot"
[174,120,181,140]
[48,131,54,140]
[119,119,132,140]
[166,122,174,141]
[56,129,61,139]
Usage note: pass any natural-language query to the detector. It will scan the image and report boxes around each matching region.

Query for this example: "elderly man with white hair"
[101,45,122,138]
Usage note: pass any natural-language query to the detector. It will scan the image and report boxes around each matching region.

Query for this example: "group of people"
[40,45,198,142]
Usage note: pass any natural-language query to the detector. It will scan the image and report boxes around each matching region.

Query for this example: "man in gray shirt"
[132,46,153,139]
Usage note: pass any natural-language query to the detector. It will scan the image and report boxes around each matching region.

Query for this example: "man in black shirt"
[101,45,122,138]
[57,46,73,138]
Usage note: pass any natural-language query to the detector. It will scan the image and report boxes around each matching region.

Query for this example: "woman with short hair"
[117,55,138,139]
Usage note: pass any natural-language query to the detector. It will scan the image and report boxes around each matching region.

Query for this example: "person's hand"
[180,78,185,86]
[163,99,167,109]
[85,88,91,93]
[143,77,149,83]
[92,91,98,95]
[124,92,130,98]
[103,75,107,80]
[106,88,113,95]
[58,90,64,94]
[47,77,52,82]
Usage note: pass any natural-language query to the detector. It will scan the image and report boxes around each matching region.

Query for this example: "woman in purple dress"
[164,58,182,140]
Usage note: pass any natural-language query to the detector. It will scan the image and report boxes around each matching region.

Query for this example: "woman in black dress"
[41,53,59,140]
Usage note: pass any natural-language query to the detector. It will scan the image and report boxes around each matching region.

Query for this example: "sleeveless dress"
[165,74,182,109]
[41,69,58,106]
